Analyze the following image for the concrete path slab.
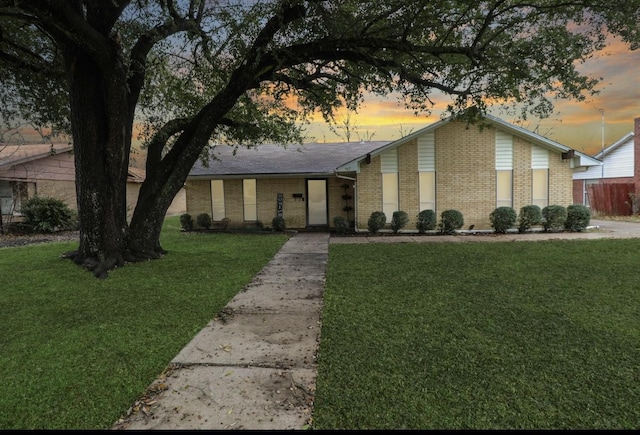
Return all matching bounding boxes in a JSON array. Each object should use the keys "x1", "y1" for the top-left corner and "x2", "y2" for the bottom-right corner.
[{"x1": 113, "y1": 232, "x2": 328, "y2": 430}]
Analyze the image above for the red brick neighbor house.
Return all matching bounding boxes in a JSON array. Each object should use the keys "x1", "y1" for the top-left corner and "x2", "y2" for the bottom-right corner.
[
  {"x1": 573, "y1": 117, "x2": 640, "y2": 216},
  {"x1": 0, "y1": 143, "x2": 186, "y2": 227},
  {"x1": 185, "y1": 114, "x2": 600, "y2": 231}
]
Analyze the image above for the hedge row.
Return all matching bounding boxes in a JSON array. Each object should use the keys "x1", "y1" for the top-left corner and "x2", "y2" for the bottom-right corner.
[
  {"x1": 182, "y1": 203, "x2": 591, "y2": 236},
  {"x1": 353, "y1": 204, "x2": 591, "y2": 235}
]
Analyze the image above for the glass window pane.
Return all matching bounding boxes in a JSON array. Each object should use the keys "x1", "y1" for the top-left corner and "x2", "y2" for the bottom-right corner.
[
  {"x1": 307, "y1": 180, "x2": 327, "y2": 225},
  {"x1": 532, "y1": 169, "x2": 548, "y2": 209},
  {"x1": 419, "y1": 172, "x2": 435, "y2": 212},
  {"x1": 382, "y1": 172, "x2": 398, "y2": 221},
  {"x1": 211, "y1": 180, "x2": 225, "y2": 221},
  {"x1": 243, "y1": 179, "x2": 257, "y2": 221},
  {"x1": 496, "y1": 170, "x2": 512, "y2": 208}
]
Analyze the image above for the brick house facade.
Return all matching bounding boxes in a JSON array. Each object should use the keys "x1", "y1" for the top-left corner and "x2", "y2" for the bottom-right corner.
[
  {"x1": 186, "y1": 115, "x2": 600, "y2": 231},
  {"x1": 0, "y1": 143, "x2": 186, "y2": 225}
]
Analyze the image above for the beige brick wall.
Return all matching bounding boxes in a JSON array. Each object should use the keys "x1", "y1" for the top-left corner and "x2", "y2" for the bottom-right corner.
[
  {"x1": 186, "y1": 176, "x2": 351, "y2": 229},
  {"x1": 434, "y1": 121, "x2": 495, "y2": 229},
  {"x1": 185, "y1": 180, "x2": 212, "y2": 220},
  {"x1": 398, "y1": 140, "x2": 419, "y2": 228},
  {"x1": 329, "y1": 177, "x2": 355, "y2": 225},
  {"x1": 257, "y1": 178, "x2": 306, "y2": 228},
  {"x1": 513, "y1": 136, "x2": 531, "y2": 212},
  {"x1": 549, "y1": 153, "x2": 574, "y2": 206},
  {"x1": 355, "y1": 155, "x2": 382, "y2": 228},
  {"x1": 354, "y1": 121, "x2": 575, "y2": 231}
]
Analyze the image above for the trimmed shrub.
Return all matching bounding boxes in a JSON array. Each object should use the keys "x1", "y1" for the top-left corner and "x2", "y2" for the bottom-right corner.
[
  {"x1": 416, "y1": 209, "x2": 437, "y2": 233},
  {"x1": 390, "y1": 211, "x2": 409, "y2": 234},
  {"x1": 333, "y1": 216, "x2": 350, "y2": 235},
  {"x1": 21, "y1": 196, "x2": 74, "y2": 233},
  {"x1": 180, "y1": 213, "x2": 193, "y2": 231},
  {"x1": 367, "y1": 211, "x2": 386, "y2": 234},
  {"x1": 490, "y1": 206, "x2": 517, "y2": 234},
  {"x1": 517, "y1": 205, "x2": 542, "y2": 233},
  {"x1": 438, "y1": 209, "x2": 464, "y2": 235},
  {"x1": 542, "y1": 205, "x2": 567, "y2": 232},
  {"x1": 220, "y1": 217, "x2": 231, "y2": 231},
  {"x1": 196, "y1": 213, "x2": 212, "y2": 229},
  {"x1": 272, "y1": 216, "x2": 286, "y2": 231},
  {"x1": 565, "y1": 204, "x2": 591, "y2": 232},
  {"x1": 254, "y1": 220, "x2": 264, "y2": 231}
]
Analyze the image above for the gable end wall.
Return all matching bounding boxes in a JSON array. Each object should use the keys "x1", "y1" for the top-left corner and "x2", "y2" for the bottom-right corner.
[{"x1": 355, "y1": 121, "x2": 574, "y2": 230}]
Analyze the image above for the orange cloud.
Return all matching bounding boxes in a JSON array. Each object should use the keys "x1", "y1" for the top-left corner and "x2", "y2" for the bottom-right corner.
[{"x1": 303, "y1": 36, "x2": 639, "y2": 155}]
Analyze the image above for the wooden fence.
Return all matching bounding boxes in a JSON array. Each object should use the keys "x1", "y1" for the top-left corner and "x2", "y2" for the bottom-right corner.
[{"x1": 586, "y1": 183, "x2": 634, "y2": 216}]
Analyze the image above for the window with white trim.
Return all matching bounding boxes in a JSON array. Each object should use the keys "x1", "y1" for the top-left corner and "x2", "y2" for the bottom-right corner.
[
  {"x1": 418, "y1": 133, "x2": 436, "y2": 212},
  {"x1": 531, "y1": 146, "x2": 549, "y2": 208},
  {"x1": 210, "y1": 179, "x2": 226, "y2": 221},
  {"x1": 243, "y1": 179, "x2": 257, "y2": 221},
  {"x1": 0, "y1": 181, "x2": 15, "y2": 215},
  {"x1": 496, "y1": 131, "x2": 513, "y2": 208}
]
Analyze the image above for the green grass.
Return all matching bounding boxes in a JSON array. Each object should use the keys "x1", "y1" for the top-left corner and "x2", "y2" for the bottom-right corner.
[
  {"x1": 314, "y1": 240, "x2": 640, "y2": 429},
  {"x1": 0, "y1": 216, "x2": 288, "y2": 429}
]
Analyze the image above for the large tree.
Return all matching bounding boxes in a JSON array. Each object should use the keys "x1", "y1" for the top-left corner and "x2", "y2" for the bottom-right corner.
[{"x1": 0, "y1": 0, "x2": 638, "y2": 277}]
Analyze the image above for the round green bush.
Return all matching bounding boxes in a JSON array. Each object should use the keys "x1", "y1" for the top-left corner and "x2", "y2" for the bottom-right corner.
[
  {"x1": 542, "y1": 205, "x2": 567, "y2": 232},
  {"x1": 333, "y1": 216, "x2": 350, "y2": 235},
  {"x1": 390, "y1": 211, "x2": 409, "y2": 234},
  {"x1": 180, "y1": 213, "x2": 193, "y2": 231},
  {"x1": 21, "y1": 196, "x2": 75, "y2": 233},
  {"x1": 272, "y1": 216, "x2": 286, "y2": 231},
  {"x1": 367, "y1": 211, "x2": 386, "y2": 234},
  {"x1": 196, "y1": 213, "x2": 212, "y2": 229},
  {"x1": 565, "y1": 204, "x2": 591, "y2": 232},
  {"x1": 517, "y1": 205, "x2": 542, "y2": 233},
  {"x1": 416, "y1": 209, "x2": 437, "y2": 233},
  {"x1": 438, "y1": 209, "x2": 464, "y2": 235},
  {"x1": 490, "y1": 206, "x2": 517, "y2": 234}
]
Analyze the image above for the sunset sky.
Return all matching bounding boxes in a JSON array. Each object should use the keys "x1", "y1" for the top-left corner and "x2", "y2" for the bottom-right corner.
[
  {"x1": 9, "y1": 35, "x2": 637, "y2": 159},
  {"x1": 301, "y1": 36, "x2": 639, "y2": 157}
]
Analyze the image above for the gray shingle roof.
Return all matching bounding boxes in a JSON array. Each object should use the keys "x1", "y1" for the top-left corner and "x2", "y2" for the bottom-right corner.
[
  {"x1": 189, "y1": 141, "x2": 390, "y2": 178},
  {"x1": 0, "y1": 143, "x2": 73, "y2": 170}
]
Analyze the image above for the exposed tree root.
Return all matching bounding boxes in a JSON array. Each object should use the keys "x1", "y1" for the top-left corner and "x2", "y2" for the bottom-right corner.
[{"x1": 61, "y1": 247, "x2": 167, "y2": 279}]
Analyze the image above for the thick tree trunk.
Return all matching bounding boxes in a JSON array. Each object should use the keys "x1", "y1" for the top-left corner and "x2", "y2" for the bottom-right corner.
[{"x1": 61, "y1": 47, "x2": 133, "y2": 278}]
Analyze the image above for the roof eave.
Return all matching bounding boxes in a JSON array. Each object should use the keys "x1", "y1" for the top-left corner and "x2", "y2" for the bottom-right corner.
[
  {"x1": 187, "y1": 171, "x2": 337, "y2": 180},
  {"x1": 0, "y1": 145, "x2": 74, "y2": 169}
]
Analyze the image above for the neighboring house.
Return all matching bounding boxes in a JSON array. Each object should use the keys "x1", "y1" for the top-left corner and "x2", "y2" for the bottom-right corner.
[
  {"x1": 0, "y1": 143, "x2": 75, "y2": 222},
  {"x1": 0, "y1": 143, "x2": 186, "y2": 225},
  {"x1": 573, "y1": 117, "x2": 640, "y2": 215},
  {"x1": 186, "y1": 114, "x2": 600, "y2": 231}
]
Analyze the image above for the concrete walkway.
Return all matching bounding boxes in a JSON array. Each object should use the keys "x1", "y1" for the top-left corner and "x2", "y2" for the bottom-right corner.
[
  {"x1": 112, "y1": 219, "x2": 640, "y2": 430},
  {"x1": 113, "y1": 232, "x2": 329, "y2": 430},
  {"x1": 329, "y1": 219, "x2": 640, "y2": 244}
]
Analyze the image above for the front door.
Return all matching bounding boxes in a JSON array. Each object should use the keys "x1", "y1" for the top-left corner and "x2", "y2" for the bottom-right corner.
[{"x1": 307, "y1": 179, "x2": 328, "y2": 226}]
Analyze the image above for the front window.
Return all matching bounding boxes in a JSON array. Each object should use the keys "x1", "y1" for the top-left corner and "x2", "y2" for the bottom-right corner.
[
  {"x1": 210, "y1": 180, "x2": 226, "y2": 221},
  {"x1": 243, "y1": 179, "x2": 257, "y2": 221},
  {"x1": 532, "y1": 169, "x2": 549, "y2": 209},
  {"x1": 419, "y1": 172, "x2": 435, "y2": 212},
  {"x1": 382, "y1": 172, "x2": 399, "y2": 221},
  {"x1": 496, "y1": 170, "x2": 513, "y2": 208}
]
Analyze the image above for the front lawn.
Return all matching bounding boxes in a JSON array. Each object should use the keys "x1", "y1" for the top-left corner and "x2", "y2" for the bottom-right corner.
[
  {"x1": 314, "y1": 240, "x2": 640, "y2": 429},
  {"x1": 0, "y1": 216, "x2": 288, "y2": 429}
]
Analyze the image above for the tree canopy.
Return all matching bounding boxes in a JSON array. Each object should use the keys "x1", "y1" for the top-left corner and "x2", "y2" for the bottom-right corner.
[{"x1": 1, "y1": 0, "x2": 638, "y2": 277}]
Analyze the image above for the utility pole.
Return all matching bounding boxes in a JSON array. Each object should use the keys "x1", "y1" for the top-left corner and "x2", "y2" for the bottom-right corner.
[{"x1": 599, "y1": 108, "x2": 604, "y2": 179}]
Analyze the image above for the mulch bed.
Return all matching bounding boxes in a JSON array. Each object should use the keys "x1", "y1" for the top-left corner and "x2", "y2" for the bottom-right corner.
[{"x1": 0, "y1": 231, "x2": 79, "y2": 248}]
